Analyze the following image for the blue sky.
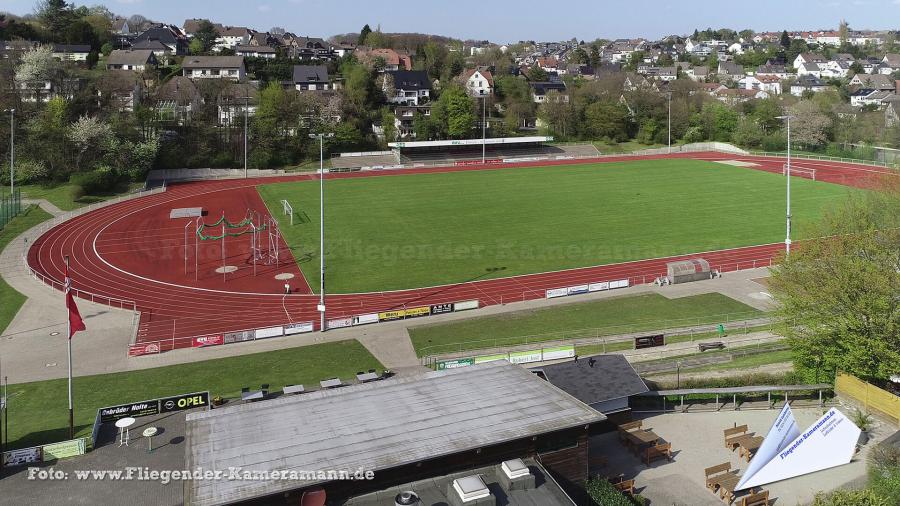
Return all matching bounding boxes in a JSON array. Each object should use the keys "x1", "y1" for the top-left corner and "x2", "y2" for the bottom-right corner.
[{"x1": 3, "y1": 0, "x2": 899, "y2": 42}]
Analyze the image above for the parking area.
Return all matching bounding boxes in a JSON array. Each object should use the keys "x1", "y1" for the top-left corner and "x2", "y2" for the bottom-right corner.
[{"x1": 590, "y1": 405, "x2": 889, "y2": 505}]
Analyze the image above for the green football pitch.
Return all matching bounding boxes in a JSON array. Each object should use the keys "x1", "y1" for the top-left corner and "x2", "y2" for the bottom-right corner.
[{"x1": 257, "y1": 159, "x2": 853, "y2": 293}]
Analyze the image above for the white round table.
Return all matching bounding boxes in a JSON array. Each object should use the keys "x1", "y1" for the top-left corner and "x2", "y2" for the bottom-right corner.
[
  {"x1": 115, "y1": 417, "x2": 136, "y2": 447},
  {"x1": 142, "y1": 427, "x2": 158, "y2": 453}
]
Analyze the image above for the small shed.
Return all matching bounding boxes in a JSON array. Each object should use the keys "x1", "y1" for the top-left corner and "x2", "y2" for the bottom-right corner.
[
  {"x1": 667, "y1": 258, "x2": 712, "y2": 284},
  {"x1": 534, "y1": 354, "x2": 649, "y2": 415}
]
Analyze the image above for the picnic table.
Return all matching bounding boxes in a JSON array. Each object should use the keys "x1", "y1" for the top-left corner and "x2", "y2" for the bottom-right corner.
[
  {"x1": 356, "y1": 372, "x2": 380, "y2": 382},
  {"x1": 626, "y1": 429, "x2": 660, "y2": 454},
  {"x1": 715, "y1": 473, "x2": 741, "y2": 504},
  {"x1": 727, "y1": 433, "x2": 758, "y2": 452},
  {"x1": 739, "y1": 436, "x2": 764, "y2": 462}
]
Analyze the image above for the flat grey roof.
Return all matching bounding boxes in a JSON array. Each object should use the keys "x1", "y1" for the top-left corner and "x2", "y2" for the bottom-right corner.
[
  {"x1": 535, "y1": 354, "x2": 649, "y2": 407},
  {"x1": 185, "y1": 361, "x2": 604, "y2": 506},
  {"x1": 344, "y1": 458, "x2": 575, "y2": 506}
]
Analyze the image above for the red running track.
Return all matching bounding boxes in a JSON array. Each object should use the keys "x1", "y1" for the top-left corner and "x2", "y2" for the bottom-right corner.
[{"x1": 26, "y1": 152, "x2": 897, "y2": 352}]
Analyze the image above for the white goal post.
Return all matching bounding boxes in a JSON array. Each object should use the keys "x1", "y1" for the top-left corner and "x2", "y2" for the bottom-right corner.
[
  {"x1": 783, "y1": 164, "x2": 816, "y2": 181},
  {"x1": 281, "y1": 199, "x2": 294, "y2": 226}
]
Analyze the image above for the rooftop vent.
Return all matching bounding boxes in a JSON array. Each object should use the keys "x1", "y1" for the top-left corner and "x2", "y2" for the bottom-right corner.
[
  {"x1": 501, "y1": 459, "x2": 530, "y2": 480},
  {"x1": 395, "y1": 490, "x2": 420, "y2": 506},
  {"x1": 452, "y1": 475, "x2": 491, "y2": 502}
]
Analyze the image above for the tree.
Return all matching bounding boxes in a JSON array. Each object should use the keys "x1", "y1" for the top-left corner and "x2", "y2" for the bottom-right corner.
[
  {"x1": 15, "y1": 46, "x2": 60, "y2": 85},
  {"x1": 780, "y1": 30, "x2": 791, "y2": 48},
  {"x1": 838, "y1": 20, "x2": 849, "y2": 47},
  {"x1": 35, "y1": 0, "x2": 73, "y2": 35},
  {"x1": 788, "y1": 100, "x2": 832, "y2": 147},
  {"x1": 193, "y1": 20, "x2": 220, "y2": 53},
  {"x1": 583, "y1": 101, "x2": 630, "y2": 141},
  {"x1": 526, "y1": 66, "x2": 548, "y2": 82},
  {"x1": 100, "y1": 42, "x2": 113, "y2": 57},
  {"x1": 380, "y1": 107, "x2": 396, "y2": 143},
  {"x1": 433, "y1": 85, "x2": 474, "y2": 139},
  {"x1": 67, "y1": 115, "x2": 112, "y2": 171},
  {"x1": 358, "y1": 24, "x2": 372, "y2": 46},
  {"x1": 768, "y1": 181, "x2": 899, "y2": 384}
]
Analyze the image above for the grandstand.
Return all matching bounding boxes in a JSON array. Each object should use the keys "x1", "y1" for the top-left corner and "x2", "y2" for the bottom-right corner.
[{"x1": 332, "y1": 137, "x2": 600, "y2": 170}]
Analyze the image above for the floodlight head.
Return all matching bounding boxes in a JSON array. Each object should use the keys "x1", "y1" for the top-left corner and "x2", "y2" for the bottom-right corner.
[{"x1": 775, "y1": 115, "x2": 795, "y2": 120}]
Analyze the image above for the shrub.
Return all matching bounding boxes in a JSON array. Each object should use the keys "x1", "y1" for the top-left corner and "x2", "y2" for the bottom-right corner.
[
  {"x1": 69, "y1": 166, "x2": 119, "y2": 196},
  {"x1": 868, "y1": 443, "x2": 900, "y2": 502},
  {"x1": 585, "y1": 478, "x2": 645, "y2": 506},
  {"x1": 811, "y1": 488, "x2": 889, "y2": 506},
  {"x1": 681, "y1": 126, "x2": 705, "y2": 144}
]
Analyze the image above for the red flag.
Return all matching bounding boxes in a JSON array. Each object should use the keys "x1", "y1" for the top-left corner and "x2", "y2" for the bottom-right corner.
[
  {"x1": 66, "y1": 291, "x2": 86, "y2": 339},
  {"x1": 64, "y1": 263, "x2": 86, "y2": 339}
]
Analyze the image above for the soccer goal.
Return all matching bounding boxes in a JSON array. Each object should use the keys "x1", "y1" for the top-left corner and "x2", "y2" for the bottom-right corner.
[
  {"x1": 281, "y1": 199, "x2": 294, "y2": 226},
  {"x1": 783, "y1": 164, "x2": 816, "y2": 181}
]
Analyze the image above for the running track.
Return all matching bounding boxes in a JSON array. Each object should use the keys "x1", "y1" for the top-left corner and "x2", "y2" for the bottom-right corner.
[{"x1": 25, "y1": 152, "x2": 897, "y2": 353}]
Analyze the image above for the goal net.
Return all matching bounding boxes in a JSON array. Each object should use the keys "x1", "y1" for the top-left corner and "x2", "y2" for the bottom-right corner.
[
  {"x1": 783, "y1": 164, "x2": 816, "y2": 181},
  {"x1": 281, "y1": 199, "x2": 294, "y2": 226}
]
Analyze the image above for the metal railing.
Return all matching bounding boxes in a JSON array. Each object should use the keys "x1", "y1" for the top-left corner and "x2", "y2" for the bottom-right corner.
[
  {"x1": 420, "y1": 313, "x2": 777, "y2": 363},
  {"x1": 22, "y1": 185, "x2": 167, "y2": 312},
  {"x1": 748, "y1": 151, "x2": 900, "y2": 170}
]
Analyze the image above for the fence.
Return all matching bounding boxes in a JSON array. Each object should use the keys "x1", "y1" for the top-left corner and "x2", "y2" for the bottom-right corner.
[
  {"x1": 420, "y1": 313, "x2": 777, "y2": 365},
  {"x1": 835, "y1": 372, "x2": 900, "y2": 426},
  {"x1": 748, "y1": 151, "x2": 900, "y2": 170},
  {"x1": 0, "y1": 189, "x2": 22, "y2": 229},
  {"x1": 23, "y1": 185, "x2": 167, "y2": 315}
]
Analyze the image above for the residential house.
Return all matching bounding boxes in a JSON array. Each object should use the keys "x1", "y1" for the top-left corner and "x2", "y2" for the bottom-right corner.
[
  {"x1": 17, "y1": 77, "x2": 82, "y2": 103},
  {"x1": 288, "y1": 36, "x2": 335, "y2": 60},
  {"x1": 850, "y1": 89, "x2": 897, "y2": 108},
  {"x1": 849, "y1": 73, "x2": 896, "y2": 91},
  {"x1": 214, "y1": 26, "x2": 252, "y2": 52},
  {"x1": 132, "y1": 24, "x2": 188, "y2": 57},
  {"x1": 461, "y1": 67, "x2": 494, "y2": 97},
  {"x1": 717, "y1": 61, "x2": 745, "y2": 81},
  {"x1": 51, "y1": 44, "x2": 90, "y2": 62},
  {"x1": 384, "y1": 70, "x2": 431, "y2": 106},
  {"x1": 790, "y1": 75, "x2": 828, "y2": 96},
  {"x1": 155, "y1": 76, "x2": 201, "y2": 124},
  {"x1": 819, "y1": 60, "x2": 851, "y2": 79},
  {"x1": 537, "y1": 56, "x2": 560, "y2": 73},
  {"x1": 111, "y1": 17, "x2": 132, "y2": 35},
  {"x1": 713, "y1": 87, "x2": 769, "y2": 105},
  {"x1": 218, "y1": 82, "x2": 259, "y2": 125},
  {"x1": 182, "y1": 56, "x2": 245, "y2": 80},
  {"x1": 332, "y1": 42, "x2": 356, "y2": 58},
  {"x1": 392, "y1": 104, "x2": 431, "y2": 138},
  {"x1": 880, "y1": 54, "x2": 900, "y2": 74},
  {"x1": 355, "y1": 47, "x2": 411, "y2": 71},
  {"x1": 182, "y1": 18, "x2": 221, "y2": 38},
  {"x1": 686, "y1": 66, "x2": 709, "y2": 82},
  {"x1": 0, "y1": 40, "x2": 38, "y2": 60},
  {"x1": 742, "y1": 74, "x2": 782, "y2": 94},
  {"x1": 796, "y1": 62, "x2": 822, "y2": 78},
  {"x1": 248, "y1": 32, "x2": 279, "y2": 47},
  {"x1": 756, "y1": 64, "x2": 791, "y2": 80},
  {"x1": 623, "y1": 72, "x2": 652, "y2": 91},
  {"x1": 106, "y1": 49, "x2": 158, "y2": 72},
  {"x1": 793, "y1": 52, "x2": 826, "y2": 69},
  {"x1": 96, "y1": 70, "x2": 143, "y2": 112},
  {"x1": 657, "y1": 66, "x2": 677, "y2": 81},
  {"x1": 530, "y1": 81, "x2": 568, "y2": 103},
  {"x1": 235, "y1": 45, "x2": 277, "y2": 59},
  {"x1": 291, "y1": 65, "x2": 331, "y2": 92}
]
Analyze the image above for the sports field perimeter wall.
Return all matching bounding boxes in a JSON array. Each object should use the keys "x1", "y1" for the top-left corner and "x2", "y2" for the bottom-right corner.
[{"x1": 835, "y1": 372, "x2": 900, "y2": 427}]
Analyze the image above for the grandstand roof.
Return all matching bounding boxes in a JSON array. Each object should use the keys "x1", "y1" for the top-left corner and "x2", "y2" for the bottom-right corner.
[{"x1": 389, "y1": 136, "x2": 553, "y2": 149}]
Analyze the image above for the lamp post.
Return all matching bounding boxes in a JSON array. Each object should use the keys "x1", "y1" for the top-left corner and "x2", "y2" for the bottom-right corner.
[
  {"x1": 3, "y1": 109, "x2": 13, "y2": 197},
  {"x1": 481, "y1": 95, "x2": 487, "y2": 164},
  {"x1": 309, "y1": 132, "x2": 334, "y2": 332},
  {"x1": 666, "y1": 92, "x2": 672, "y2": 154},
  {"x1": 244, "y1": 96, "x2": 248, "y2": 178},
  {"x1": 776, "y1": 115, "x2": 795, "y2": 256}
]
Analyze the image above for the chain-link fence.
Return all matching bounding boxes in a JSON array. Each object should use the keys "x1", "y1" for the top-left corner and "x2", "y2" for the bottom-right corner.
[{"x1": 0, "y1": 189, "x2": 21, "y2": 229}]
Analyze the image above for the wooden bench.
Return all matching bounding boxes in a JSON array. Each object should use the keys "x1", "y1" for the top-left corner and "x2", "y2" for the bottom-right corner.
[
  {"x1": 699, "y1": 341, "x2": 726, "y2": 352},
  {"x1": 724, "y1": 425, "x2": 752, "y2": 449},
  {"x1": 738, "y1": 490, "x2": 769, "y2": 506},
  {"x1": 705, "y1": 462, "x2": 737, "y2": 492},
  {"x1": 613, "y1": 479, "x2": 635, "y2": 495},
  {"x1": 644, "y1": 442, "x2": 672, "y2": 466},
  {"x1": 617, "y1": 420, "x2": 642, "y2": 443}
]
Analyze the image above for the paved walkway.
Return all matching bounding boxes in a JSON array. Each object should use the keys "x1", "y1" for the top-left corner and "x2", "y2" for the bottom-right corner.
[
  {"x1": 22, "y1": 198, "x2": 65, "y2": 217},
  {"x1": 0, "y1": 198, "x2": 777, "y2": 385}
]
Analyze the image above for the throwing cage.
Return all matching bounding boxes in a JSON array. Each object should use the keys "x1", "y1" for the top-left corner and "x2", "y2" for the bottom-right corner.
[
  {"x1": 783, "y1": 164, "x2": 816, "y2": 181},
  {"x1": 184, "y1": 209, "x2": 282, "y2": 281}
]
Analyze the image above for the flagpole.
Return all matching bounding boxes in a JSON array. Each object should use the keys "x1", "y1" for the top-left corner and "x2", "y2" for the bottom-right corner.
[{"x1": 65, "y1": 255, "x2": 73, "y2": 439}]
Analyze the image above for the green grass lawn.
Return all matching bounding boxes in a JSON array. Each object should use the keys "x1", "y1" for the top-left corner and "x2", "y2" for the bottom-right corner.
[
  {"x1": 258, "y1": 159, "x2": 852, "y2": 294},
  {"x1": 18, "y1": 181, "x2": 144, "y2": 211},
  {"x1": 0, "y1": 205, "x2": 53, "y2": 335},
  {"x1": 408, "y1": 292, "x2": 762, "y2": 356},
  {"x1": 3, "y1": 340, "x2": 383, "y2": 450},
  {"x1": 574, "y1": 323, "x2": 776, "y2": 356}
]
